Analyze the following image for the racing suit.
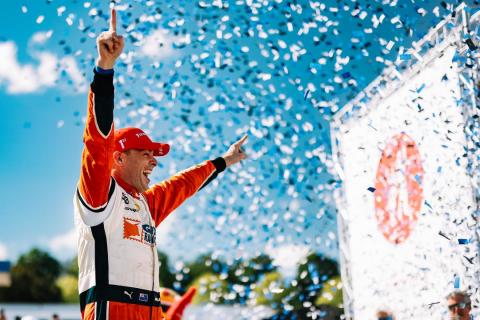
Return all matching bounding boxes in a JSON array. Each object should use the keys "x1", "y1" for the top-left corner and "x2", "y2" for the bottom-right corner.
[{"x1": 74, "y1": 69, "x2": 226, "y2": 320}]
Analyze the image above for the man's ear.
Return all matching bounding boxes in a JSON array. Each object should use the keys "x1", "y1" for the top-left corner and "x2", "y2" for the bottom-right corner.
[{"x1": 113, "y1": 151, "x2": 124, "y2": 166}]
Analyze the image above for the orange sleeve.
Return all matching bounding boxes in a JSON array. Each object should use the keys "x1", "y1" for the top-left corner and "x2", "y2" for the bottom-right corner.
[
  {"x1": 77, "y1": 71, "x2": 115, "y2": 210},
  {"x1": 144, "y1": 161, "x2": 219, "y2": 226}
]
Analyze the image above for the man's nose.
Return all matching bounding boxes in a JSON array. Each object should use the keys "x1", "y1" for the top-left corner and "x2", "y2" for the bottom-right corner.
[{"x1": 150, "y1": 156, "x2": 157, "y2": 166}]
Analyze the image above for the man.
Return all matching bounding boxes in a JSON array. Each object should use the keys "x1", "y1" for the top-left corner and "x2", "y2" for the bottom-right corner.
[
  {"x1": 447, "y1": 291, "x2": 472, "y2": 320},
  {"x1": 376, "y1": 310, "x2": 394, "y2": 320},
  {"x1": 74, "y1": 8, "x2": 248, "y2": 320}
]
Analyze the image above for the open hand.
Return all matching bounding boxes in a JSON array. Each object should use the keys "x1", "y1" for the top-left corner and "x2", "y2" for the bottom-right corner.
[{"x1": 96, "y1": 8, "x2": 124, "y2": 69}]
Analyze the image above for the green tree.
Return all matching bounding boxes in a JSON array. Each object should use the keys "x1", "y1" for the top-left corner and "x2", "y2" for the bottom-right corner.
[
  {"x1": 253, "y1": 271, "x2": 292, "y2": 307},
  {"x1": 64, "y1": 256, "x2": 79, "y2": 277},
  {"x1": 315, "y1": 276, "x2": 343, "y2": 308},
  {"x1": 191, "y1": 273, "x2": 229, "y2": 305},
  {"x1": 4, "y1": 248, "x2": 62, "y2": 302},
  {"x1": 158, "y1": 250, "x2": 175, "y2": 289},
  {"x1": 176, "y1": 254, "x2": 226, "y2": 292},
  {"x1": 57, "y1": 274, "x2": 79, "y2": 303},
  {"x1": 225, "y1": 254, "x2": 276, "y2": 304},
  {"x1": 294, "y1": 253, "x2": 339, "y2": 304},
  {"x1": 276, "y1": 253, "x2": 339, "y2": 318},
  {"x1": 227, "y1": 254, "x2": 275, "y2": 285}
]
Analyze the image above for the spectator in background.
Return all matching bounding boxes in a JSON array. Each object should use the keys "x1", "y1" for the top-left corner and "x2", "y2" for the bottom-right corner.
[
  {"x1": 0, "y1": 308, "x2": 6, "y2": 320},
  {"x1": 376, "y1": 310, "x2": 394, "y2": 320},
  {"x1": 447, "y1": 291, "x2": 471, "y2": 320}
]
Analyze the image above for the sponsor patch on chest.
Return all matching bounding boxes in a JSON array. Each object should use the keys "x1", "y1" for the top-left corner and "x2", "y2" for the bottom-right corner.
[
  {"x1": 123, "y1": 217, "x2": 156, "y2": 246},
  {"x1": 122, "y1": 193, "x2": 141, "y2": 212}
]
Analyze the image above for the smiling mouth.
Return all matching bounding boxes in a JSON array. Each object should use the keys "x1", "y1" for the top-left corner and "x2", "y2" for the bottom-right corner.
[{"x1": 143, "y1": 169, "x2": 152, "y2": 182}]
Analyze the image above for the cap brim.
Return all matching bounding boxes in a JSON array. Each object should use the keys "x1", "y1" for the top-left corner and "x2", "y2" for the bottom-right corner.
[{"x1": 152, "y1": 143, "x2": 170, "y2": 156}]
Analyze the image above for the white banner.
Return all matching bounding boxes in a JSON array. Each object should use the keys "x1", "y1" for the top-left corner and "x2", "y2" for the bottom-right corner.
[{"x1": 335, "y1": 46, "x2": 480, "y2": 319}]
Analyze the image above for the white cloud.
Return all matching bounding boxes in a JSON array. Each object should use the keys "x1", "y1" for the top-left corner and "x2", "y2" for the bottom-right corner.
[
  {"x1": 30, "y1": 30, "x2": 53, "y2": 45},
  {"x1": 59, "y1": 56, "x2": 87, "y2": 90},
  {"x1": 49, "y1": 228, "x2": 77, "y2": 259},
  {"x1": 139, "y1": 29, "x2": 189, "y2": 59},
  {"x1": 0, "y1": 242, "x2": 8, "y2": 260},
  {"x1": 139, "y1": 29, "x2": 175, "y2": 59},
  {"x1": 0, "y1": 35, "x2": 86, "y2": 94},
  {"x1": 266, "y1": 244, "x2": 310, "y2": 278}
]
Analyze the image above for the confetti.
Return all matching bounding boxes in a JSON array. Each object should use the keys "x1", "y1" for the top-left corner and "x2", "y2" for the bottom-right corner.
[
  {"x1": 465, "y1": 38, "x2": 477, "y2": 51},
  {"x1": 19, "y1": 2, "x2": 479, "y2": 318},
  {"x1": 454, "y1": 276, "x2": 460, "y2": 289},
  {"x1": 438, "y1": 231, "x2": 451, "y2": 240},
  {"x1": 304, "y1": 89, "x2": 310, "y2": 100},
  {"x1": 463, "y1": 256, "x2": 474, "y2": 265}
]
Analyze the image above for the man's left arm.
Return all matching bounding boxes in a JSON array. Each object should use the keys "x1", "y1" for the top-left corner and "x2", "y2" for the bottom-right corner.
[{"x1": 143, "y1": 135, "x2": 248, "y2": 226}]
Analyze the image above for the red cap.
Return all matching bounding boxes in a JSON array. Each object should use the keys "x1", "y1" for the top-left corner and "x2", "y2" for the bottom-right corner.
[{"x1": 114, "y1": 127, "x2": 170, "y2": 156}]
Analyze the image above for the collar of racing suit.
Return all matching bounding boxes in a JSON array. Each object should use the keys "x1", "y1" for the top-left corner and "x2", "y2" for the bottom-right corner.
[{"x1": 112, "y1": 171, "x2": 141, "y2": 199}]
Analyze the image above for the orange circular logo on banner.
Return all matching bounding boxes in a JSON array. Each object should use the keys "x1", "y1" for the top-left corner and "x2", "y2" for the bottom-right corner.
[{"x1": 374, "y1": 133, "x2": 424, "y2": 244}]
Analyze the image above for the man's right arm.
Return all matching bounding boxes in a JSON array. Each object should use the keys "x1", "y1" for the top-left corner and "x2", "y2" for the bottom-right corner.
[
  {"x1": 77, "y1": 8, "x2": 124, "y2": 214},
  {"x1": 77, "y1": 69, "x2": 115, "y2": 211}
]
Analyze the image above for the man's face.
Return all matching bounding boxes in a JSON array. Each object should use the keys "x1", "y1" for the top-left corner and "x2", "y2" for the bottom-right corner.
[
  {"x1": 119, "y1": 149, "x2": 157, "y2": 193},
  {"x1": 448, "y1": 297, "x2": 471, "y2": 320}
]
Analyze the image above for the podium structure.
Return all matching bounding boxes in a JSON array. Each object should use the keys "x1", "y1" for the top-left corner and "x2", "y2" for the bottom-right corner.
[{"x1": 331, "y1": 4, "x2": 480, "y2": 319}]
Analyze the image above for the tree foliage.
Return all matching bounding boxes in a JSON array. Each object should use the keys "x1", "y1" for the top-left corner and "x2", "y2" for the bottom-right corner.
[
  {"x1": 0, "y1": 246, "x2": 342, "y2": 320},
  {"x1": 253, "y1": 271, "x2": 292, "y2": 308},
  {"x1": 57, "y1": 274, "x2": 79, "y2": 303},
  {"x1": 1, "y1": 248, "x2": 62, "y2": 302},
  {"x1": 191, "y1": 273, "x2": 229, "y2": 305},
  {"x1": 158, "y1": 250, "x2": 175, "y2": 289}
]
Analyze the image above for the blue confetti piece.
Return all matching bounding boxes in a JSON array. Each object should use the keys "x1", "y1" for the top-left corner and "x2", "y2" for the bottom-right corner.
[
  {"x1": 466, "y1": 38, "x2": 477, "y2": 51},
  {"x1": 304, "y1": 89, "x2": 310, "y2": 100},
  {"x1": 458, "y1": 239, "x2": 470, "y2": 244},
  {"x1": 424, "y1": 200, "x2": 433, "y2": 209},
  {"x1": 454, "y1": 276, "x2": 460, "y2": 289},
  {"x1": 367, "y1": 187, "x2": 376, "y2": 193},
  {"x1": 400, "y1": 54, "x2": 411, "y2": 60},
  {"x1": 342, "y1": 72, "x2": 351, "y2": 79},
  {"x1": 414, "y1": 174, "x2": 422, "y2": 184},
  {"x1": 416, "y1": 83, "x2": 425, "y2": 93},
  {"x1": 452, "y1": 51, "x2": 460, "y2": 62}
]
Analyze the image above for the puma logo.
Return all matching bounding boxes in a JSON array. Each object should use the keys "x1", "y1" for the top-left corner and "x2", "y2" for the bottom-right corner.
[{"x1": 124, "y1": 291, "x2": 133, "y2": 299}]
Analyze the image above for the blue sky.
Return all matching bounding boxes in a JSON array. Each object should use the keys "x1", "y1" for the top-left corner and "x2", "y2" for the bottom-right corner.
[{"x1": 0, "y1": 0, "x2": 472, "y2": 273}]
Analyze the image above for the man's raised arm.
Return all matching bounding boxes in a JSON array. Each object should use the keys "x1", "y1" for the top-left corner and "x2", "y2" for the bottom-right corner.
[
  {"x1": 77, "y1": 9, "x2": 124, "y2": 212},
  {"x1": 144, "y1": 135, "x2": 248, "y2": 226}
]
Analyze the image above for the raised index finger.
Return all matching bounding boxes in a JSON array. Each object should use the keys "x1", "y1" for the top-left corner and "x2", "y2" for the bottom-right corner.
[
  {"x1": 109, "y1": 8, "x2": 117, "y2": 32},
  {"x1": 235, "y1": 134, "x2": 248, "y2": 146}
]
